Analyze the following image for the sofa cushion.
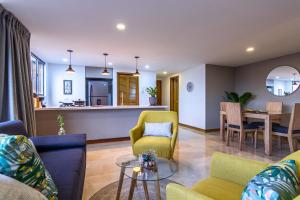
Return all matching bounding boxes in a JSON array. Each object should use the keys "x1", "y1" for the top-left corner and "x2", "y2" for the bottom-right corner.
[
  {"x1": 133, "y1": 136, "x2": 171, "y2": 159},
  {"x1": 0, "y1": 174, "x2": 47, "y2": 200},
  {"x1": 192, "y1": 177, "x2": 244, "y2": 200},
  {"x1": 143, "y1": 122, "x2": 172, "y2": 137},
  {"x1": 39, "y1": 148, "x2": 86, "y2": 200},
  {"x1": 0, "y1": 120, "x2": 28, "y2": 136},
  {"x1": 30, "y1": 134, "x2": 86, "y2": 152},
  {"x1": 0, "y1": 135, "x2": 58, "y2": 199},
  {"x1": 242, "y1": 160, "x2": 299, "y2": 200}
]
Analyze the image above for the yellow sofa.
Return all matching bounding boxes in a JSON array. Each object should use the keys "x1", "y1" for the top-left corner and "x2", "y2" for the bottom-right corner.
[
  {"x1": 167, "y1": 151, "x2": 300, "y2": 200},
  {"x1": 129, "y1": 111, "x2": 178, "y2": 159}
]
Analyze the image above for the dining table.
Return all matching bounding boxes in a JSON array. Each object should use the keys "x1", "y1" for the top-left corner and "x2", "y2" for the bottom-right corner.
[{"x1": 220, "y1": 110, "x2": 289, "y2": 156}]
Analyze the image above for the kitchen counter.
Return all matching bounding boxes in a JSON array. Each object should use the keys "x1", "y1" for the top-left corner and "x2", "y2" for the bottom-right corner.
[
  {"x1": 35, "y1": 105, "x2": 169, "y2": 141},
  {"x1": 35, "y1": 105, "x2": 168, "y2": 111}
]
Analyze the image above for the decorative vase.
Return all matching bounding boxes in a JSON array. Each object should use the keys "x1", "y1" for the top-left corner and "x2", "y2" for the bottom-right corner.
[
  {"x1": 58, "y1": 127, "x2": 66, "y2": 135},
  {"x1": 149, "y1": 97, "x2": 157, "y2": 106}
]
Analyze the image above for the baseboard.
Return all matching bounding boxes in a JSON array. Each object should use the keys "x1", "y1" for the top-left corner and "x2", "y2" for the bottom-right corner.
[
  {"x1": 87, "y1": 137, "x2": 130, "y2": 144},
  {"x1": 179, "y1": 123, "x2": 219, "y2": 133}
]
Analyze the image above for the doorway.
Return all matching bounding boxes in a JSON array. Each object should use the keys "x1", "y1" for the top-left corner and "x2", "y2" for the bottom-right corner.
[
  {"x1": 156, "y1": 80, "x2": 162, "y2": 105},
  {"x1": 170, "y1": 76, "x2": 179, "y2": 113}
]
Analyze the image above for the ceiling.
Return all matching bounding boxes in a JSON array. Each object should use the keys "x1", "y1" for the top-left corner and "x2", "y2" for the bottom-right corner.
[{"x1": 1, "y1": 0, "x2": 300, "y2": 74}]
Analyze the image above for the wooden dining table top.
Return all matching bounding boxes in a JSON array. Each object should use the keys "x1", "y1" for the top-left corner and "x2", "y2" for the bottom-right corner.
[{"x1": 220, "y1": 110, "x2": 289, "y2": 119}]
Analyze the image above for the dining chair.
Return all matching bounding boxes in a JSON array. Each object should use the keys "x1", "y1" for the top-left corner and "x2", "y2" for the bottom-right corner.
[
  {"x1": 252, "y1": 101, "x2": 283, "y2": 127},
  {"x1": 272, "y1": 103, "x2": 300, "y2": 153},
  {"x1": 250, "y1": 101, "x2": 283, "y2": 148},
  {"x1": 225, "y1": 102, "x2": 259, "y2": 150}
]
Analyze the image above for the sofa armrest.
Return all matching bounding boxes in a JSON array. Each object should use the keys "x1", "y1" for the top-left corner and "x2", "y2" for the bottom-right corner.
[
  {"x1": 210, "y1": 152, "x2": 269, "y2": 186},
  {"x1": 166, "y1": 183, "x2": 213, "y2": 200},
  {"x1": 129, "y1": 125, "x2": 143, "y2": 146},
  {"x1": 30, "y1": 134, "x2": 86, "y2": 152}
]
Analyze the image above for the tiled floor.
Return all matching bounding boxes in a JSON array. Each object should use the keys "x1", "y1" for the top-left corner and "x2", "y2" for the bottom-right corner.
[{"x1": 83, "y1": 127, "x2": 291, "y2": 200}]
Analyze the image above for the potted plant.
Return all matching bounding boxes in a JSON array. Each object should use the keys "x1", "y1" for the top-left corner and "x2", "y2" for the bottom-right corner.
[
  {"x1": 57, "y1": 114, "x2": 66, "y2": 135},
  {"x1": 224, "y1": 91, "x2": 253, "y2": 107},
  {"x1": 146, "y1": 86, "x2": 158, "y2": 106}
]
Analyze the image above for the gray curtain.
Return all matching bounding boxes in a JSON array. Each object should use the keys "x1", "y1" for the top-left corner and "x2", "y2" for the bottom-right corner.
[{"x1": 0, "y1": 4, "x2": 36, "y2": 136}]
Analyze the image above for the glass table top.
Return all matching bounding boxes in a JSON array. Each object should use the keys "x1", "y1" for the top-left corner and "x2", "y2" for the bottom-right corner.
[{"x1": 115, "y1": 154, "x2": 178, "y2": 181}]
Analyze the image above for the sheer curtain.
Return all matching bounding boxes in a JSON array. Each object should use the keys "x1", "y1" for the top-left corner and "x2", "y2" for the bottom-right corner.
[{"x1": 0, "y1": 4, "x2": 36, "y2": 136}]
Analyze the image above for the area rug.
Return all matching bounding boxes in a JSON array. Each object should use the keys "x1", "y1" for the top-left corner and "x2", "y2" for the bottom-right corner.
[{"x1": 89, "y1": 178, "x2": 177, "y2": 200}]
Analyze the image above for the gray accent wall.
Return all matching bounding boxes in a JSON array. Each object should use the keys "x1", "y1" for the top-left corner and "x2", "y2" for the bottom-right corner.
[
  {"x1": 205, "y1": 64, "x2": 235, "y2": 129},
  {"x1": 235, "y1": 52, "x2": 300, "y2": 112}
]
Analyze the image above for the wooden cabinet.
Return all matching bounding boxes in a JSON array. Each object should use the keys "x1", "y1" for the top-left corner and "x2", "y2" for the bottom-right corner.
[{"x1": 117, "y1": 73, "x2": 139, "y2": 105}]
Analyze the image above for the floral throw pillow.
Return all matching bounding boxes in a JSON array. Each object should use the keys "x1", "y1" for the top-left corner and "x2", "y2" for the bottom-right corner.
[
  {"x1": 241, "y1": 160, "x2": 299, "y2": 200},
  {"x1": 0, "y1": 135, "x2": 58, "y2": 200}
]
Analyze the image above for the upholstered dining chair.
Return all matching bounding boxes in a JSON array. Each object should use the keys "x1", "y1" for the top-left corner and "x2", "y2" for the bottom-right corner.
[
  {"x1": 250, "y1": 101, "x2": 283, "y2": 148},
  {"x1": 252, "y1": 101, "x2": 283, "y2": 127},
  {"x1": 129, "y1": 111, "x2": 178, "y2": 159},
  {"x1": 226, "y1": 102, "x2": 259, "y2": 150},
  {"x1": 272, "y1": 103, "x2": 300, "y2": 153}
]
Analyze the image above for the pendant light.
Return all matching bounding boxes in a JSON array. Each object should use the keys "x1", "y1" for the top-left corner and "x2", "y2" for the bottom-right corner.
[
  {"x1": 66, "y1": 49, "x2": 75, "y2": 74},
  {"x1": 102, "y1": 53, "x2": 110, "y2": 76},
  {"x1": 133, "y1": 56, "x2": 140, "y2": 77}
]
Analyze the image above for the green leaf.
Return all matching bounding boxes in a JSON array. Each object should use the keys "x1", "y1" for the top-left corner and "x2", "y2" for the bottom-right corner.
[{"x1": 239, "y1": 92, "x2": 252, "y2": 106}]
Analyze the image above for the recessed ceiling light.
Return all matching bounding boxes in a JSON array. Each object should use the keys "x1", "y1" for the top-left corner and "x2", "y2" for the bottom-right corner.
[
  {"x1": 62, "y1": 58, "x2": 68, "y2": 62},
  {"x1": 163, "y1": 71, "x2": 168, "y2": 75},
  {"x1": 116, "y1": 23, "x2": 126, "y2": 31},
  {"x1": 145, "y1": 65, "x2": 150, "y2": 69},
  {"x1": 108, "y1": 62, "x2": 113, "y2": 66},
  {"x1": 276, "y1": 76, "x2": 280, "y2": 79},
  {"x1": 246, "y1": 47, "x2": 255, "y2": 53}
]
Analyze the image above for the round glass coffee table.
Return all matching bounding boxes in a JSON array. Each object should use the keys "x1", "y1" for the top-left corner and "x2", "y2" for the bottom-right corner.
[{"x1": 115, "y1": 154, "x2": 178, "y2": 200}]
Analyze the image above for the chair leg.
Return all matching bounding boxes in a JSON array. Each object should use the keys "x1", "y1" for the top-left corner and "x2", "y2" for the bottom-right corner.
[
  {"x1": 226, "y1": 128, "x2": 230, "y2": 146},
  {"x1": 278, "y1": 136, "x2": 282, "y2": 150},
  {"x1": 288, "y1": 136, "x2": 295, "y2": 153},
  {"x1": 254, "y1": 130, "x2": 258, "y2": 149},
  {"x1": 239, "y1": 130, "x2": 244, "y2": 151}
]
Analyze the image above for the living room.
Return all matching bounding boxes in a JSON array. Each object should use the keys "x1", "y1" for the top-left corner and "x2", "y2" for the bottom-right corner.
[{"x1": 1, "y1": 1, "x2": 300, "y2": 200}]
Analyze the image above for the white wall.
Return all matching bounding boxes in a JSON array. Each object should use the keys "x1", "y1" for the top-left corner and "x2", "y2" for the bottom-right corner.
[
  {"x1": 112, "y1": 68, "x2": 157, "y2": 106},
  {"x1": 46, "y1": 64, "x2": 157, "y2": 107},
  {"x1": 46, "y1": 63, "x2": 86, "y2": 106},
  {"x1": 179, "y1": 65, "x2": 206, "y2": 129},
  {"x1": 160, "y1": 65, "x2": 206, "y2": 129}
]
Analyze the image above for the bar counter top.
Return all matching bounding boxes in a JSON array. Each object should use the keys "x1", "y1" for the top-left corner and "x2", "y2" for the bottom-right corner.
[{"x1": 35, "y1": 105, "x2": 168, "y2": 111}]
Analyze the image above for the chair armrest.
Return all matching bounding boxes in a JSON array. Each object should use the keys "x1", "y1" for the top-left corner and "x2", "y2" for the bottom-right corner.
[
  {"x1": 166, "y1": 183, "x2": 213, "y2": 200},
  {"x1": 171, "y1": 128, "x2": 178, "y2": 154},
  {"x1": 30, "y1": 134, "x2": 86, "y2": 152},
  {"x1": 129, "y1": 125, "x2": 143, "y2": 146},
  {"x1": 210, "y1": 152, "x2": 269, "y2": 186}
]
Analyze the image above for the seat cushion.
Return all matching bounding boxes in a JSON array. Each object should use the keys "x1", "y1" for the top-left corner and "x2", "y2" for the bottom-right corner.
[
  {"x1": 39, "y1": 148, "x2": 86, "y2": 200},
  {"x1": 228, "y1": 122, "x2": 259, "y2": 130},
  {"x1": 251, "y1": 121, "x2": 280, "y2": 127},
  {"x1": 133, "y1": 136, "x2": 171, "y2": 159},
  {"x1": 272, "y1": 125, "x2": 300, "y2": 134},
  {"x1": 192, "y1": 177, "x2": 244, "y2": 200}
]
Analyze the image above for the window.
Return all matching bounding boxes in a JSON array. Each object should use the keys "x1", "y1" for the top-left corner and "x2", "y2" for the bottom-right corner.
[{"x1": 31, "y1": 53, "x2": 45, "y2": 96}]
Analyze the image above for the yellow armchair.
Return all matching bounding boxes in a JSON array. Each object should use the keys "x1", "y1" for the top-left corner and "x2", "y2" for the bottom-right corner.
[
  {"x1": 167, "y1": 151, "x2": 300, "y2": 200},
  {"x1": 129, "y1": 111, "x2": 178, "y2": 159}
]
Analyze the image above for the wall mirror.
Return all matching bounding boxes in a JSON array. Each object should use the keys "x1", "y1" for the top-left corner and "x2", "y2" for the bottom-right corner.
[{"x1": 266, "y1": 66, "x2": 300, "y2": 96}]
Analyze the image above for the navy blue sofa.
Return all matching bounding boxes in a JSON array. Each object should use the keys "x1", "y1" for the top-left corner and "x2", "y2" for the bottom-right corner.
[{"x1": 0, "y1": 120, "x2": 86, "y2": 200}]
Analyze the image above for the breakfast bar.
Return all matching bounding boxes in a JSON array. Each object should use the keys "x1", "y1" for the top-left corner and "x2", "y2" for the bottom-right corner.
[{"x1": 35, "y1": 105, "x2": 168, "y2": 141}]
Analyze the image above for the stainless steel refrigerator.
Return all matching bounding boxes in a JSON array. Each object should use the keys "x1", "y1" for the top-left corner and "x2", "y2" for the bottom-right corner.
[{"x1": 86, "y1": 79, "x2": 112, "y2": 106}]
